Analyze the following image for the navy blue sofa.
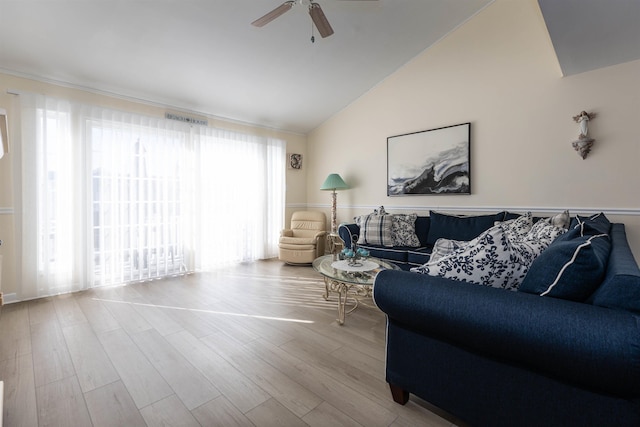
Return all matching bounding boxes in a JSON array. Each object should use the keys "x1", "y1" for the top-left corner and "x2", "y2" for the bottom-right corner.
[{"x1": 372, "y1": 222, "x2": 640, "y2": 426}]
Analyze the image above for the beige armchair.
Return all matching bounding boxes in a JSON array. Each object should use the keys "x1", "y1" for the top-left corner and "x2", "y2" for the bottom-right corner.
[{"x1": 279, "y1": 211, "x2": 327, "y2": 264}]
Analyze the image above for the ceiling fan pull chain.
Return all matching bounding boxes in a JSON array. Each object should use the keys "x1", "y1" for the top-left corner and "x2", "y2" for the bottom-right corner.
[{"x1": 311, "y1": 18, "x2": 315, "y2": 43}]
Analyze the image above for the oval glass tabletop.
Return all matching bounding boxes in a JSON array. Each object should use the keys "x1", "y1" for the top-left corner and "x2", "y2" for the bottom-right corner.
[{"x1": 312, "y1": 255, "x2": 400, "y2": 285}]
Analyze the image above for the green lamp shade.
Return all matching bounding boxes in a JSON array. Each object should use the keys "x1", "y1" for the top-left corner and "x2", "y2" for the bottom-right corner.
[{"x1": 320, "y1": 173, "x2": 348, "y2": 191}]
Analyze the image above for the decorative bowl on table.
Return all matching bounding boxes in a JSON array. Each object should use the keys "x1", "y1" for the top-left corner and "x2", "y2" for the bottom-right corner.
[{"x1": 341, "y1": 245, "x2": 370, "y2": 267}]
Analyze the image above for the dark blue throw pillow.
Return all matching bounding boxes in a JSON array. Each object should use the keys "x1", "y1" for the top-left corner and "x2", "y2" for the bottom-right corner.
[
  {"x1": 426, "y1": 211, "x2": 504, "y2": 245},
  {"x1": 519, "y1": 233, "x2": 611, "y2": 301},
  {"x1": 576, "y1": 212, "x2": 611, "y2": 235}
]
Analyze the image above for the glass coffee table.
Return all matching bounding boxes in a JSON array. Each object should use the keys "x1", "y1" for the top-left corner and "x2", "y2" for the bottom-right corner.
[{"x1": 312, "y1": 255, "x2": 400, "y2": 325}]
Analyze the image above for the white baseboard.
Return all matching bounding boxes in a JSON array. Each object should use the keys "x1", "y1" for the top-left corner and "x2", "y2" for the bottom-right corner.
[{"x1": 1, "y1": 293, "x2": 18, "y2": 304}]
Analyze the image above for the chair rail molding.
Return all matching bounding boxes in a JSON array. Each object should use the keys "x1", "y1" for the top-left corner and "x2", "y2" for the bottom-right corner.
[{"x1": 306, "y1": 204, "x2": 640, "y2": 216}]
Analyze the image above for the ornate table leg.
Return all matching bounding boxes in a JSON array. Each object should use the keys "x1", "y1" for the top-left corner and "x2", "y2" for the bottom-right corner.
[
  {"x1": 322, "y1": 277, "x2": 353, "y2": 325},
  {"x1": 336, "y1": 282, "x2": 350, "y2": 325}
]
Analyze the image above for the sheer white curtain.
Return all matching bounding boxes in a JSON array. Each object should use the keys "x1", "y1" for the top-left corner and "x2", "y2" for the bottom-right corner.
[
  {"x1": 13, "y1": 95, "x2": 86, "y2": 299},
  {"x1": 13, "y1": 93, "x2": 285, "y2": 300},
  {"x1": 187, "y1": 127, "x2": 285, "y2": 270},
  {"x1": 84, "y1": 108, "x2": 190, "y2": 287}
]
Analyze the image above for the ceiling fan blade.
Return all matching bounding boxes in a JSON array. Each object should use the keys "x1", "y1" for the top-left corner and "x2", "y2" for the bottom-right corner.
[
  {"x1": 309, "y1": 3, "x2": 334, "y2": 38},
  {"x1": 251, "y1": 1, "x2": 294, "y2": 27}
]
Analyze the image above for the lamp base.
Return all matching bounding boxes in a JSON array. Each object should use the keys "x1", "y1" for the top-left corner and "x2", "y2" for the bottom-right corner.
[{"x1": 330, "y1": 190, "x2": 337, "y2": 234}]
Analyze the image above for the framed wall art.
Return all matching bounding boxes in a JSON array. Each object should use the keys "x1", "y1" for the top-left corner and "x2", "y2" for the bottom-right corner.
[
  {"x1": 387, "y1": 122, "x2": 470, "y2": 196},
  {"x1": 288, "y1": 153, "x2": 303, "y2": 170}
]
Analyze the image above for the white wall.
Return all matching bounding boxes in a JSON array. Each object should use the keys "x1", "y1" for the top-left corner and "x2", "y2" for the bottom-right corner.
[{"x1": 307, "y1": 0, "x2": 640, "y2": 256}]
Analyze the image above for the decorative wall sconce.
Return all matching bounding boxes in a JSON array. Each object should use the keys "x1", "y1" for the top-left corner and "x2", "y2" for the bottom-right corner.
[
  {"x1": 0, "y1": 108, "x2": 8, "y2": 159},
  {"x1": 571, "y1": 111, "x2": 596, "y2": 159}
]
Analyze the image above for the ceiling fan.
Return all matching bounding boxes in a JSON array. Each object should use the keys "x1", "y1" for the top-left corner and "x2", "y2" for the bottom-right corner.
[{"x1": 252, "y1": 0, "x2": 377, "y2": 41}]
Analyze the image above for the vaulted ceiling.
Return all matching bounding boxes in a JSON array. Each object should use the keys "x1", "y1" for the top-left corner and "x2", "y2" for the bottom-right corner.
[{"x1": 1, "y1": 0, "x2": 637, "y2": 134}]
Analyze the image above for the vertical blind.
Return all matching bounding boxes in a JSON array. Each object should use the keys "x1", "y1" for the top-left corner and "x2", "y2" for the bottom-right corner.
[{"x1": 13, "y1": 94, "x2": 285, "y2": 300}]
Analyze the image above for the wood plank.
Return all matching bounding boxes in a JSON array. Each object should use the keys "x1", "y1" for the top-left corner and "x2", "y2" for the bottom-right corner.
[
  {"x1": 201, "y1": 332, "x2": 323, "y2": 418},
  {"x1": 35, "y1": 376, "x2": 92, "y2": 427},
  {"x1": 139, "y1": 394, "x2": 200, "y2": 427},
  {"x1": 97, "y1": 328, "x2": 173, "y2": 409},
  {"x1": 245, "y1": 398, "x2": 309, "y2": 427},
  {"x1": 245, "y1": 338, "x2": 397, "y2": 427},
  {"x1": 0, "y1": 303, "x2": 32, "y2": 361},
  {"x1": 302, "y1": 401, "x2": 364, "y2": 427},
  {"x1": 131, "y1": 328, "x2": 220, "y2": 410},
  {"x1": 100, "y1": 299, "x2": 153, "y2": 335},
  {"x1": 194, "y1": 302, "x2": 262, "y2": 345},
  {"x1": 191, "y1": 396, "x2": 255, "y2": 427},
  {"x1": 128, "y1": 297, "x2": 184, "y2": 336},
  {"x1": 84, "y1": 380, "x2": 147, "y2": 427},
  {"x1": 279, "y1": 338, "x2": 391, "y2": 407},
  {"x1": 27, "y1": 298, "x2": 57, "y2": 326},
  {"x1": 157, "y1": 304, "x2": 223, "y2": 338},
  {"x1": 62, "y1": 322, "x2": 120, "y2": 392},
  {"x1": 165, "y1": 330, "x2": 270, "y2": 413},
  {"x1": 75, "y1": 293, "x2": 121, "y2": 334},
  {"x1": 52, "y1": 293, "x2": 88, "y2": 327},
  {"x1": 30, "y1": 319, "x2": 76, "y2": 387},
  {"x1": 330, "y1": 345, "x2": 386, "y2": 376},
  {"x1": 0, "y1": 353, "x2": 38, "y2": 427},
  {"x1": 206, "y1": 300, "x2": 295, "y2": 347}
]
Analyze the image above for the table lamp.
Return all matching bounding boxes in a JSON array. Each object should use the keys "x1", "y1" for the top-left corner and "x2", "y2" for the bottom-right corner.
[{"x1": 320, "y1": 173, "x2": 348, "y2": 233}]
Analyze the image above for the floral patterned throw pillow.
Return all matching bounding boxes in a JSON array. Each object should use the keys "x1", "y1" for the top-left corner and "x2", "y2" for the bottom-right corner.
[
  {"x1": 411, "y1": 219, "x2": 565, "y2": 291},
  {"x1": 391, "y1": 214, "x2": 421, "y2": 247}
]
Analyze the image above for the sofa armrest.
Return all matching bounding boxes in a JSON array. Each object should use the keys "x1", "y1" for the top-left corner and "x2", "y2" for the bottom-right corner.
[
  {"x1": 280, "y1": 229, "x2": 293, "y2": 237},
  {"x1": 313, "y1": 231, "x2": 328, "y2": 239},
  {"x1": 338, "y1": 223, "x2": 359, "y2": 249},
  {"x1": 373, "y1": 270, "x2": 640, "y2": 396}
]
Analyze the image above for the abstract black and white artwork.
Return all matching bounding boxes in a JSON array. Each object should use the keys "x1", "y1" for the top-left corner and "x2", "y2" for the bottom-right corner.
[{"x1": 387, "y1": 123, "x2": 470, "y2": 196}]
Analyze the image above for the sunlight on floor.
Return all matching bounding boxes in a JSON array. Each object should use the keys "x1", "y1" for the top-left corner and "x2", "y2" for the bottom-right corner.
[{"x1": 91, "y1": 298, "x2": 315, "y2": 324}]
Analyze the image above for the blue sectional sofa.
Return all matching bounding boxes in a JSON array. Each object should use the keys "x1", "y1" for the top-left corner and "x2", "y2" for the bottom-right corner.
[{"x1": 368, "y1": 214, "x2": 640, "y2": 426}]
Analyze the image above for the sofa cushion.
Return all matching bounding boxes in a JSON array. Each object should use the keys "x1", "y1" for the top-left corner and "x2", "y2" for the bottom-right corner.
[
  {"x1": 357, "y1": 243, "x2": 408, "y2": 264},
  {"x1": 355, "y1": 213, "x2": 394, "y2": 247},
  {"x1": 391, "y1": 213, "x2": 421, "y2": 247},
  {"x1": 589, "y1": 224, "x2": 640, "y2": 313},
  {"x1": 407, "y1": 247, "x2": 432, "y2": 266},
  {"x1": 518, "y1": 228, "x2": 611, "y2": 301},
  {"x1": 426, "y1": 211, "x2": 505, "y2": 245}
]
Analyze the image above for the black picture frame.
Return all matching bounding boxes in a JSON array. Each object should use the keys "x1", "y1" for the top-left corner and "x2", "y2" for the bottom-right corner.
[{"x1": 387, "y1": 122, "x2": 471, "y2": 196}]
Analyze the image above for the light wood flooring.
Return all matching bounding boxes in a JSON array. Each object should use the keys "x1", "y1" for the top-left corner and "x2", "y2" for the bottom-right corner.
[{"x1": 0, "y1": 259, "x2": 459, "y2": 426}]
